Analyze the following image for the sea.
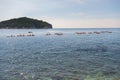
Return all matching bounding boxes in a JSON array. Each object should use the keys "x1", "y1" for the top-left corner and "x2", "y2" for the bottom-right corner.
[{"x1": 0, "y1": 28, "x2": 120, "y2": 80}]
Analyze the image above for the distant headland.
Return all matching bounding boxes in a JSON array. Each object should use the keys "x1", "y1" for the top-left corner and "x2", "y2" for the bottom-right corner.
[{"x1": 0, "y1": 17, "x2": 52, "y2": 29}]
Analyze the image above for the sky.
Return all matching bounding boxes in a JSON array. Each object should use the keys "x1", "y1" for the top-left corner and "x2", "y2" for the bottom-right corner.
[{"x1": 0, "y1": 0, "x2": 120, "y2": 28}]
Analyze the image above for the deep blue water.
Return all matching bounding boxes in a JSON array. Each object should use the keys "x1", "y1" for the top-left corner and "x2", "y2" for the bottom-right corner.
[{"x1": 0, "y1": 28, "x2": 120, "y2": 80}]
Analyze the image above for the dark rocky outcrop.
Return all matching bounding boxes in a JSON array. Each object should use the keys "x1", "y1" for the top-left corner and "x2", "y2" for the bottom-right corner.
[{"x1": 0, "y1": 17, "x2": 52, "y2": 29}]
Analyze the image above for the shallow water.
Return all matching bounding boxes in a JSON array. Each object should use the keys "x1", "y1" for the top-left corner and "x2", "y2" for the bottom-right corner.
[{"x1": 0, "y1": 28, "x2": 120, "y2": 80}]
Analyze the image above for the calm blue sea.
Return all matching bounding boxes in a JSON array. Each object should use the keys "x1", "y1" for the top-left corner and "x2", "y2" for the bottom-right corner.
[{"x1": 0, "y1": 28, "x2": 120, "y2": 80}]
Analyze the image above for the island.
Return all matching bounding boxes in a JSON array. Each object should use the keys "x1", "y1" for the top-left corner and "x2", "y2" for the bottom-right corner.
[{"x1": 0, "y1": 17, "x2": 52, "y2": 29}]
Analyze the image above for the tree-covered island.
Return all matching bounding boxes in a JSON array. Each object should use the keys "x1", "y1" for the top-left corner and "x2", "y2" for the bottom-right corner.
[{"x1": 0, "y1": 17, "x2": 52, "y2": 29}]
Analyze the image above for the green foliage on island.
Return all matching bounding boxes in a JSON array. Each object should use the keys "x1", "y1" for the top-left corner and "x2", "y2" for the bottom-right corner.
[{"x1": 0, "y1": 17, "x2": 52, "y2": 29}]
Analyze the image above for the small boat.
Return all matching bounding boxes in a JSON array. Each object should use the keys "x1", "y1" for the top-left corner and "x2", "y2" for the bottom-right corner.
[
  {"x1": 94, "y1": 32, "x2": 101, "y2": 34},
  {"x1": 27, "y1": 34, "x2": 35, "y2": 36},
  {"x1": 55, "y1": 33, "x2": 63, "y2": 35},
  {"x1": 17, "y1": 34, "x2": 25, "y2": 37},
  {"x1": 28, "y1": 31, "x2": 33, "y2": 33},
  {"x1": 75, "y1": 32, "x2": 86, "y2": 34}
]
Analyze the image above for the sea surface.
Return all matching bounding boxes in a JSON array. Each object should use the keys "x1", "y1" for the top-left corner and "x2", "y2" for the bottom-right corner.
[{"x1": 0, "y1": 28, "x2": 120, "y2": 80}]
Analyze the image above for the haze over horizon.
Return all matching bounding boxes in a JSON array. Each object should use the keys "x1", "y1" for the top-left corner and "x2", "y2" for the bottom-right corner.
[{"x1": 0, "y1": 0, "x2": 120, "y2": 28}]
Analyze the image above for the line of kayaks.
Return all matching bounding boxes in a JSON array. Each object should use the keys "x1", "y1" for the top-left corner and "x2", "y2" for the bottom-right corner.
[{"x1": 7, "y1": 31, "x2": 112, "y2": 38}]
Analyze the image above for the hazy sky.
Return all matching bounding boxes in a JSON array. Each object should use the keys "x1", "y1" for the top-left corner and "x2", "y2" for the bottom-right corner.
[{"x1": 0, "y1": 0, "x2": 120, "y2": 28}]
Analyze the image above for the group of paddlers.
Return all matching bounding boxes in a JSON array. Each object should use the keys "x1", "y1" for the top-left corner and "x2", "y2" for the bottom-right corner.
[
  {"x1": 7, "y1": 31, "x2": 112, "y2": 37},
  {"x1": 46, "y1": 31, "x2": 112, "y2": 36},
  {"x1": 75, "y1": 31, "x2": 112, "y2": 35},
  {"x1": 7, "y1": 32, "x2": 35, "y2": 37}
]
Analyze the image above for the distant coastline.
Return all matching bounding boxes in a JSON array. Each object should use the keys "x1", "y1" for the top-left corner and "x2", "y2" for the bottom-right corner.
[{"x1": 0, "y1": 17, "x2": 52, "y2": 29}]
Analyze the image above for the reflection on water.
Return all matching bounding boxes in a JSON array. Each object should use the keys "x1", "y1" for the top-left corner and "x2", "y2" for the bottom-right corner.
[{"x1": 0, "y1": 28, "x2": 120, "y2": 80}]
